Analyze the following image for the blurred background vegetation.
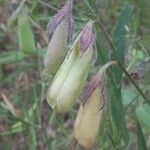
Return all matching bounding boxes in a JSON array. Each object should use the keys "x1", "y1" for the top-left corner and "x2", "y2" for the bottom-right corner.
[{"x1": 0, "y1": 0, "x2": 150, "y2": 149}]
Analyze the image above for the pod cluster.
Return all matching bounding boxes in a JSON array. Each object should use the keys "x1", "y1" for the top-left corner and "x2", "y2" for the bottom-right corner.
[{"x1": 44, "y1": 0, "x2": 115, "y2": 148}]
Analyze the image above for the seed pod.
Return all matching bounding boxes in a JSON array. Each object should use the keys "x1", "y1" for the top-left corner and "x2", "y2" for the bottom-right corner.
[
  {"x1": 44, "y1": 19, "x2": 68, "y2": 75},
  {"x1": 47, "y1": 21, "x2": 95, "y2": 113},
  {"x1": 73, "y1": 61, "x2": 116, "y2": 149},
  {"x1": 44, "y1": 0, "x2": 74, "y2": 75}
]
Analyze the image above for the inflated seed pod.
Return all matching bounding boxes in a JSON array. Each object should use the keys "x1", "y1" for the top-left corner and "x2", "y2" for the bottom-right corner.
[
  {"x1": 47, "y1": 20, "x2": 95, "y2": 113},
  {"x1": 73, "y1": 61, "x2": 116, "y2": 149},
  {"x1": 44, "y1": 0, "x2": 74, "y2": 75}
]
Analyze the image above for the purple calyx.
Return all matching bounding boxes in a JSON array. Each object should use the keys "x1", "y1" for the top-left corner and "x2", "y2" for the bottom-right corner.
[
  {"x1": 47, "y1": 0, "x2": 74, "y2": 43},
  {"x1": 79, "y1": 25, "x2": 95, "y2": 55},
  {"x1": 81, "y1": 72, "x2": 106, "y2": 108}
]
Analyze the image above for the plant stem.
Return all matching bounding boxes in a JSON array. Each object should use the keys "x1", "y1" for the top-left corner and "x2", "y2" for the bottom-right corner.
[{"x1": 96, "y1": 17, "x2": 150, "y2": 105}]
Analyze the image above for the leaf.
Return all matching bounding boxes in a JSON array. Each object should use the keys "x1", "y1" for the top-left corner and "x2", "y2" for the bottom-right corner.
[
  {"x1": 95, "y1": 28, "x2": 108, "y2": 65},
  {"x1": 86, "y1": 0, "x2": 96, "y2": 7},
  {"x1": 122, "y1": 87, "x2": 137, "y2": 107},
  {"x1": 108, "y1": 86, "x2": 128, "y2": 145},
  {"x1": 18, "y1": 7, "x2": 36, "y2": 55},
  {"x1": 108, "y1": 5, "x2": 132, "y2": 145},
  {"x1": 0, "y1": 49, "x2": 46, "y2": 65},
  {"x1": 136, "y1": 104, "x2": 150, "y2": 128},
  {"x1": 0, "y1": 51, "x2": 26, "y2": 65},
  {"x1": 111, "y1": 4, "x2": 132, "y2": 83},
  {"x1": 136, "y1": 121, "x2": 147, "y2": 150}
]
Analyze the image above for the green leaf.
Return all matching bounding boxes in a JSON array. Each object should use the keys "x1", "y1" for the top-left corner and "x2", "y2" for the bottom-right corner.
[
  {"x1": 0, "y1": 48, "x2": 46, "y2": 65},
  {"x1": 108, "y1": 5, "x2": 132, "y2": 145},
  {"x1": 0, "y1": 51, "x2": 26, "y2": 65},
  {"x1": 136, "y1": 104, "x2": 150, "y2": 128},
  {"x1": 111, "y1": 5, "x2": 132, "y2": 83},
  {"x1": 86, "y1": 0, "x2": 96, "y2": 7},
  {"x1": 122, "y1": 87, "x2": 137, "y2": 107},
  {"x1": 95, "y1": 28, "x2": 108, "y2": 65},
  {"x1": 136, "y1": 121, "x2": 147, "y2": 150},
  {"x1": 108, "y1": 86, "x2": 128, "y2": 145},
  {"x1": 18, "y1": 7, "x2": 36, "y2": 55}
]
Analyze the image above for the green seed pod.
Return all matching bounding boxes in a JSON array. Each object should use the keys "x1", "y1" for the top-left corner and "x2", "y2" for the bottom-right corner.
[
  {"x1": 73, "y1": 61, "x2": 116, "y2": 149},
  {"x1": 47, "y1": 21, "x2": 95, "y2": 113}
]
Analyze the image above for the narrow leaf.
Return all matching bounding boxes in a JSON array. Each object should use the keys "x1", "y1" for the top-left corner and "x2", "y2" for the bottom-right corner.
[
  {"x1": 111, "y1": 5, "x2": 132, "y2": 83},
  {"x1": 18, "y1": 8, "x2": 36, "y2": 55},
  {"x1": 136, "y1": 121, "x2": 147, "y2": 150},
  {"x1": 136, "y1": 104, "x2": 150, "y2": 128},
  {"x1": 108, "y1": 5, "x2": 132, "y2": 145},
  {"x1": 0, "y1": 51, "x2": 26, "y2": 65},
  {"x1": 95, "y1": 28, "x2": 108, "y2": 65}
]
